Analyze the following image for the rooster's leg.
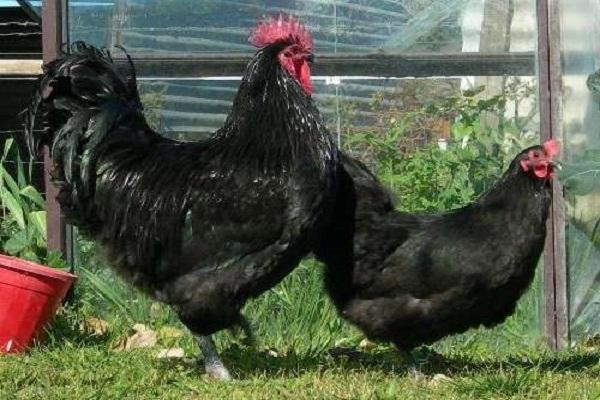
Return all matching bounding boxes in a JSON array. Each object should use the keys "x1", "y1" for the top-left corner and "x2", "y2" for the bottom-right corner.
[
  {"x1": 237, "y1": 315, "x2": 255, "y2": 347},
  {"x1": 196, "y1": 335, "x2": 232, "y2": 380}
]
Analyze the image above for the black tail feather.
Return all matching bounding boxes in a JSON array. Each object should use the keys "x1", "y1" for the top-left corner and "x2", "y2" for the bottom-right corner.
[
  {"x1": 22, "y1": 41, "x2": 150, "y2": 230},
  {"x1": 114, "y1": 44, "x2": 142, "y2": 109},
  {"x1": 23, "y1": 41, "x2": 143, "y2": 159}
]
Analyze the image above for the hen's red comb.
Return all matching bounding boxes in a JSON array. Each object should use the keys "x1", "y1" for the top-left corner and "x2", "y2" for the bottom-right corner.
[
  {"x1": 543, "y1": 139, "x2": 560, "y2": 159},
  {"x1": 249, "y1": 15, "x2": 313, "y2": 51}
]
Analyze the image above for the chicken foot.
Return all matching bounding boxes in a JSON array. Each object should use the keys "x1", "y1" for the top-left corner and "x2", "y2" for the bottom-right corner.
[
  {"x1": 398, "y1": 349, "x2": 427, "y2": 380},
  {"x1": 196, "y1": 335, "x2": 232, "y2": 380}
]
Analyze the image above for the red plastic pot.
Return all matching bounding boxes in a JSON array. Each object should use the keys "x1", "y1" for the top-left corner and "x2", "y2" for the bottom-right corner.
[{"x1": 0, "y1": 254, "x2": 76, "y2": 353}]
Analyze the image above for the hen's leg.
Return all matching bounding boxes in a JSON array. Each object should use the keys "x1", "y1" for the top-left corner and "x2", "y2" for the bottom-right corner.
[
  {"x1": 398, "y1": 349, "x2": 426, "y2": 380},
  {"x1": 196, "y1": 335, "x2": 232, "y2": 380}
]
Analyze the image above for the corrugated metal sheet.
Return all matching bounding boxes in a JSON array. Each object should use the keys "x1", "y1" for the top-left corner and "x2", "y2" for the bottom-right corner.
[
  {"x1": 0, "y1": 6, "x2": 41, "y2": 57},
  {"x1": 0, "y1": 5, "x2": 40, "y2": 157}
]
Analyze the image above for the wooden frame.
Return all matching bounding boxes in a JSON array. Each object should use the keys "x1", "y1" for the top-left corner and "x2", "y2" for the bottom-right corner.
[
  {"x1": 537, "y1": 0, "x2": 568, "y2": 350},
  {"x1": 0, "y1": 59, "x2": 41, "y2": 75},
  {"x1": 0, "y1": 52, "x2": 535, "y2": 78},
  {"x1": 42, "y1": 0, "x2": 73, "y2": 266},
  {"x1": 114, "y1": 52, "x2": 536, "y2": 78}
]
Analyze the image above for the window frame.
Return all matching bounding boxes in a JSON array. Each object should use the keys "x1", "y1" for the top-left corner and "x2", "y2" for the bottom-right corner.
[{"x1": 41, "y1": 0, "x2": 567, "y2": 348}]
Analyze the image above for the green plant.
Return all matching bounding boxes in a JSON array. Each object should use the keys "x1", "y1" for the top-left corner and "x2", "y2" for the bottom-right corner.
[
  {"x1": 344, "y1": 80, "x2": 538, "y2": 212},
  {"x1": 139, "y1": 84, "x2": 168, "y2": 132},
  {"x1": 0, "y1": 139, "x2": 48, "y2": 262},
  {"x1": 242, "y1": 259, "x2": 355, "y2": 356}
]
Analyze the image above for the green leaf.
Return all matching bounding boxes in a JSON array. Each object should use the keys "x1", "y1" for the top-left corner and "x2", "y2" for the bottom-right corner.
[
  {"x1": 0, "y1": 164, "x2": 21, "y2": 198},
  {"x1": 29, "y1": 210, "x2": 47, "y2": 241},
  {"x1": 1, "y1": 187, "x2": 25, "y2": 229},
  {"x1": 19, "y1": 248, "x2": 40, "y2": 263},
  {"x1": 2, "y1": 138, "x2": 14, "y2": 161},
  {"x1": 46, "y1": 251, "x2": 67, "y2": 269},
  {"x1": 4, "y1": 230, "x2": 28, "y2": 255},
  {"x1": 16, "y1": 150, "x2": 26, "y2": 189},
  {"x1": 80, "y1": 267, "x2": 135, "y2": 320},
  {"x1": 20, "y1": 185, "x2": 46, "y2": 209}
]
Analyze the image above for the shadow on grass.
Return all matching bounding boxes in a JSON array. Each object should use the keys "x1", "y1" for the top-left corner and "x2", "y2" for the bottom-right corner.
[
  {"x1": 423, "y1": 351, "x2": 600, "y2": 376},
  {"x1": 35, "y1": 328, "x2": 600, "y2": 381},
  {"x1": 218, "y1": 345, "x2": 410, "y2": 379},
  {"x1": 197, "y1": 345, "x2": 600, "y2": 380}
]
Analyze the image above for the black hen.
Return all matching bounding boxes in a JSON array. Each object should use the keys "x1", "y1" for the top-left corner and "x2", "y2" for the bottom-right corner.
[
  {"x1": 316, "y1": 141, "x2": 558, "y2": 354},
  {"x1": 25, "y1": 17, "x2": 338, "y2": 379}
]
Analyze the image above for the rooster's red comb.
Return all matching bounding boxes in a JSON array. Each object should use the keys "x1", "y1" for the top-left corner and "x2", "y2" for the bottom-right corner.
[
  {"x1": 249, "y1": 15, "x2": 313, "y2": 51},
  {"x1": 543, "y1": 139, "x2": 560, "y2": 159}
]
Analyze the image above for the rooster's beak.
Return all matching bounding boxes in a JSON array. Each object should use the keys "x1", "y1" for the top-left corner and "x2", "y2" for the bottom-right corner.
[{"x1": 307, "y1": 53, "x2": 315, "y2": 63}]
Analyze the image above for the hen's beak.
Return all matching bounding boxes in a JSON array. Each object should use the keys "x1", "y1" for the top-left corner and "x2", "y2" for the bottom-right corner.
[
  {"x1": 550, "y1": 160, "x2": 563, "y2": 170},
  {"x1": 306, "y1": 53, "x2": 315, "y2": 63}
]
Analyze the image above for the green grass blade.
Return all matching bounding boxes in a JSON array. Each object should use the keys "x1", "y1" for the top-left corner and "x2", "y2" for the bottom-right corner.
[{"x1": 79, "y1": 266, "x2": 136, "y2": 321}]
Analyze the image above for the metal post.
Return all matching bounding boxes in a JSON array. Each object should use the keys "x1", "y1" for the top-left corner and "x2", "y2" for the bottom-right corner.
[{"x1": 537, "y1": 0, "x2": 568, "y2": 350}]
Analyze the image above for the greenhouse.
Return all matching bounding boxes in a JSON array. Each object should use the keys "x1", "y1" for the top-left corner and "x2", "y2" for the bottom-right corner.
[{"x1": 0, "y1": 0, "x2": 599, "y2": 398}]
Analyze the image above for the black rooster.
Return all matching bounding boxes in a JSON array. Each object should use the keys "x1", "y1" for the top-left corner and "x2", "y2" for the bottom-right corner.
[
  {"x1": 25, "y1": 16, "x2": 338, "y2": 379},
  {"x1": 316, "y1": 141, "x2": 558, "y2": 359}
]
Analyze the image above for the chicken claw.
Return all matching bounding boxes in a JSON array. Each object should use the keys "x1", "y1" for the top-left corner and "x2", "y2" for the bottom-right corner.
[{"x1": 196, "y1": 335, "x2": 232, "y2": 381}]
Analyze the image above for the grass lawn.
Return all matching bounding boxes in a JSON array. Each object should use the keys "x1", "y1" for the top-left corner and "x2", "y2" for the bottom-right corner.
[
  {"x1": 1, "y1": 258, "x2": 599, "y2": 399},
  {"x1": 3, "y1": 340, "x2": 600, "y2": 399}
]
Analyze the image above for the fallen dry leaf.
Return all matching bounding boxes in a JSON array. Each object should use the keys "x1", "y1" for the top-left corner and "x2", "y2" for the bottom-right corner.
[
  {"x1": 359, "y1": 338, "x2": 377, "y2": 350},
  {"x1": 156, "y1": 347, "x2": 185, "y2": 359},
  {"x1": 81, "y1": 318, "x2": 110, "y2": 336},
  {"x1": 113, "y1": 324, "x2": 158, "y2": 352}
]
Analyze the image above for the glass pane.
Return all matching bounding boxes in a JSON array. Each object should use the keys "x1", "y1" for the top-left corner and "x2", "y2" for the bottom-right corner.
[
  {"x1": 338, "y1": 76, "x2": 539, "y2": 201},
  {"x1": 12, "y1": 0, "x2": 40, "y2": 17},
  {"x1": 68, "y1": 0, "x2": 536, "y2": 57},
  {"x1": 560, "y1": 0, "x2": 600, "y2": 342},
  {"x1": 137, "y1": 78, "x2": 339, "y2": 141}
]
